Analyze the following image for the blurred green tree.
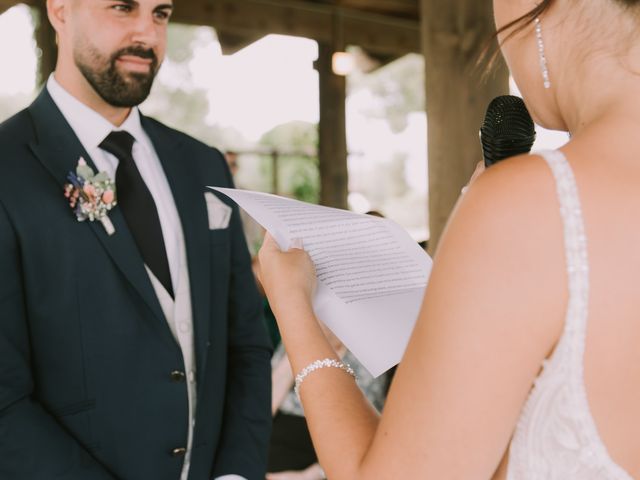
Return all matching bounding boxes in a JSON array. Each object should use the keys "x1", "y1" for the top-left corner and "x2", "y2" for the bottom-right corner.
[
  {"x1": 349, "y1": 53, "x2": 425, "y2": 133},
  {"x1": 259, "y1": 120, "x2": 319, "y2": 203}
]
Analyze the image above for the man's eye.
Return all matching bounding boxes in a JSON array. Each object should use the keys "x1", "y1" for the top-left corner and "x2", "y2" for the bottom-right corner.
[
  {"x1": 154, "y1": 10, "x2": 171, "y2": 21},
  {"x1": 113, "y1": 4, "x2": 133, "y2": 13}
]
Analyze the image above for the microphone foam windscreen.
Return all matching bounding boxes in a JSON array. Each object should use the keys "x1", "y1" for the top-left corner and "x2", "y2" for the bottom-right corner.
[{"x1": 480, "y1": 95, "x2": 536, "y2": 167}]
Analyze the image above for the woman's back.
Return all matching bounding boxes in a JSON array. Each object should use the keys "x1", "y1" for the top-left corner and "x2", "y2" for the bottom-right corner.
[
  {"x1": 501, "y1": 147, "x2": 640, "y2": 478},
  {"x1": 568, "y1": 134, "x2": 640, "y2": 477}
]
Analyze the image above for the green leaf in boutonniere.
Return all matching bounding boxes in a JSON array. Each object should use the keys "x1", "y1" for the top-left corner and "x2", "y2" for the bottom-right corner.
[
  {"x1": 76, "y1": 163, "x2": 95, "y2": 182},
  {"x1": 93, "y1": 171, "x2": 110, "y2": 183},
  {"x1": 63, "y1": 157, "x2": 118, "y2": 236}
]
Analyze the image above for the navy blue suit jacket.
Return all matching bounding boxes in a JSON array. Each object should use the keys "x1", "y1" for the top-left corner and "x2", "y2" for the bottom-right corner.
[{"x1": 0, "y1": 89, "x2": 272, "y2": 479}]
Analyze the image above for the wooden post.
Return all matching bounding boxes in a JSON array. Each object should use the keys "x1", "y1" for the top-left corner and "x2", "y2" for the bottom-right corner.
[
  {"x1": 316, "y1": 41, "x2": 348, "y2": 209},
  {"x1": 32, "y1": 2, "x2": 57, "y2": 87},
  {"x1": 271, "y1": 150, "x2": 279, "y2": 195},
  {"x1": 421, "y1": 0, "x2": 508, "y2": 252}
]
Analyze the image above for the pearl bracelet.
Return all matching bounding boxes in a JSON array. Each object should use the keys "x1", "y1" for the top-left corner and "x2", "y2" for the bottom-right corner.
[{"x1": 294, "y1": 358, "x2": 357, "y2": 397}]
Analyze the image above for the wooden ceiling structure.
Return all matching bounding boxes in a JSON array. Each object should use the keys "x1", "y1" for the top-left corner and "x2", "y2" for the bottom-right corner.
[
  {"x1": 0, "y1": 0, "x2": 420, "y2": 19},
  {"x1": 0, "y1": 0, "x2": 422, "y2": 57},
  {"x1": 199, "y1": 0, "x2": 420, "y2": 56},
  {"x1": 0, "y1": 0, "x2": 507, "y2": 250}
]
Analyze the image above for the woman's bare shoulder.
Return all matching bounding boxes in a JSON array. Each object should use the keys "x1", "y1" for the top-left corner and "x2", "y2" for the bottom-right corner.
[
  {"x1": 463, "y1": 153, "x2": 559, "y2": 224},
  {"x1": 440, "y1": 153, "x2": 563, "y2": 261},
  {"x1": 430, "y1": 152, "x2": 569, "y2": 353}
]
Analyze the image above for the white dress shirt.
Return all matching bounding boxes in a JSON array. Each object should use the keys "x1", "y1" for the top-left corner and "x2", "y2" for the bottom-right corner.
[{"x1": 47, "y1": 75, "x2": 246, "y2": 480}]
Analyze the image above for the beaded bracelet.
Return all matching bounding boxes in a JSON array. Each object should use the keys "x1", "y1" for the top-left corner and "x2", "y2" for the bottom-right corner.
[{"x1": 294, "y1": 358, "x2": 357, "y2": 397}]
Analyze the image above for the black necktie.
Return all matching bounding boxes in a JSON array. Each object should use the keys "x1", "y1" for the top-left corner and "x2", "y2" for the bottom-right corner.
[{"x1": 99, "y1": 131, "x2": 174, "y2": 298}]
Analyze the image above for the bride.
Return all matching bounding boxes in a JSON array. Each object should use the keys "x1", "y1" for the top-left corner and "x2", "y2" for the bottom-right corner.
[{"x1": 257, "y1": 0, "x2": 640, "y2": 478}]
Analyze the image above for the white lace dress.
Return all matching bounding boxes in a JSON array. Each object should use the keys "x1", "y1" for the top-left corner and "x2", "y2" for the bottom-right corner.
[{"x1": 506, "y1": 150, "x2": 634, "y2": 479}]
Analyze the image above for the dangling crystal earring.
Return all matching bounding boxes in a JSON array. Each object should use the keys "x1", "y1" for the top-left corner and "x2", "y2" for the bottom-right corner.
[{"x1": 534, "y1": 17, "x2": 551, "y2": 89}]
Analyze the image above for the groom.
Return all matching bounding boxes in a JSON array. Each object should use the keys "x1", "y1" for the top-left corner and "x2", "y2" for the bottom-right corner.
[{"x1": 0, "y1": 0, "x2": 271, "y2": 479}]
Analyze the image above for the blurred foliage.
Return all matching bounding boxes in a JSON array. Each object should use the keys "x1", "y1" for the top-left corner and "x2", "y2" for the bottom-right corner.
[
  {"x1": 142, "y1": 24, "x2": 252, "y2": 151},
  {"x1": 166, "y1": 24, "x2": 200, "y2": 63},
  {"x1": 349, "y1": 53, "x2": 425, "y2": 133},
  {"x1": 259, "y1": 121, "x2": 319, "y2": 203},
  {"x1": 261, "y1": 120, "x2": 317, "y2": 151}
]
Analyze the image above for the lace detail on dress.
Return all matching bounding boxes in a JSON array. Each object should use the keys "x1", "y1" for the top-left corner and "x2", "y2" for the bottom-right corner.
[{"x1": 506, "y1": 150, "x2": 633, "y2": 479}]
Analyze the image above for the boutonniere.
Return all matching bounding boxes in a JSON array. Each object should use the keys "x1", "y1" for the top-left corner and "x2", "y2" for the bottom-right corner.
[{"x1": 64, "y1": 157, "x2": 117, "y2": 236}]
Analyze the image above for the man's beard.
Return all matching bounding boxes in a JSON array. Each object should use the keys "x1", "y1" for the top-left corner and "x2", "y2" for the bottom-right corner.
[{"x1": 75, "y1": 45, "x2": 159, "y2": 108}]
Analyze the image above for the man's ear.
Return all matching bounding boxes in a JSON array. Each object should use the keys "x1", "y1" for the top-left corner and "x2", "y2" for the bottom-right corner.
[{"x1": 46, "y1": 0, "x2": 66, "y2": 34}]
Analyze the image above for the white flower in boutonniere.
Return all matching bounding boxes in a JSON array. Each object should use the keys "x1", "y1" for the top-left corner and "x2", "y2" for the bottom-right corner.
[{"x1": 64, "y1": 157, "x2": 117, "y2": 236}]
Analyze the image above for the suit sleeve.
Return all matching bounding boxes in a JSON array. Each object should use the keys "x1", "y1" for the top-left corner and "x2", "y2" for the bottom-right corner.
[
  {"x1": 210, "y1": 155, "x2": 273, "y2": 480},
  {"x1": 0, "y1": 201, "x2": 117, "y2": 479}
]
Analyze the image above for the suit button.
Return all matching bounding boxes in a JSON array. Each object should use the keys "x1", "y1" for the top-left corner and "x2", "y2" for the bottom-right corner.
[
  {"x1": 170, "y1": 370, "x2": 186, "y2": 382},
  {"x1": 171, "y1": 447, "x2": 187, "y2": 457}
]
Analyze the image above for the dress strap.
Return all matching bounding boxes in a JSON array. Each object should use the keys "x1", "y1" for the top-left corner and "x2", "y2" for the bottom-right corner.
[
  {"x1": 537, "y1": 150, "x2": 590, "y2": 355},
  {"x1": 534, "y1": 150, "x2": 634, "y2": 479}
]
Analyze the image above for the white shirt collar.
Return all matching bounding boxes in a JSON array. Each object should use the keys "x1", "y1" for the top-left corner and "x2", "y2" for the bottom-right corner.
[{"x1": 46, "y1": 74, "x2": 147, "y2": 150}]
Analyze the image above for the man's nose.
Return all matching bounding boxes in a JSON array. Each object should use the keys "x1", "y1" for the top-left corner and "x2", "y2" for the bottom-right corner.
[{"x1": 130, "y1": 13, "x2": 162, "y2": 47}]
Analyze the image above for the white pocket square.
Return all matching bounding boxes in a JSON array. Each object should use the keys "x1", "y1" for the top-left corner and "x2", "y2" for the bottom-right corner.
[{"x1": 204, "y1": 192, "x2": 232, "y2": 230}]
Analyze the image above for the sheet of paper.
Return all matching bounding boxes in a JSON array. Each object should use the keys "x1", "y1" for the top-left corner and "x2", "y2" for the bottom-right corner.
[{"x1": 211, "y1": 187, "x2": 432, "y2": 377}]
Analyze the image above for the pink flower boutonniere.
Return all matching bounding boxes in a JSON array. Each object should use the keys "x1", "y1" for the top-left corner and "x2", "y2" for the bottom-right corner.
[{"x1": 64, "y1": 157, "x2": 117, "y2": 235}]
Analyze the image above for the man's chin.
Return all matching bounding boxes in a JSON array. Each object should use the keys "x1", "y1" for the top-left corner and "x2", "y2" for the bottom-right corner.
[
  {"x1": 118, "y1": 74, "x2": 155, "y2": 97},
  {"x1": 116, "y1": 66, "x2": 154, "y2": 84},
  {"x1": 99, "y1": 82, "x2": 153, "y2": 108}
]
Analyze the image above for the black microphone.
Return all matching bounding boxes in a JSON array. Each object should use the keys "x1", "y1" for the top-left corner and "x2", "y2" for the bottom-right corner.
[{"x1": 480, "y1": 95, "x2": 536, "y2": 167}]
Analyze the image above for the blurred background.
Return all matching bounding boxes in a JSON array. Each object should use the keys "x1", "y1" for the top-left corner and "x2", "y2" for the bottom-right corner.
[{"x1": 0, "y1": 1, "x2": 569, "y2": 252}]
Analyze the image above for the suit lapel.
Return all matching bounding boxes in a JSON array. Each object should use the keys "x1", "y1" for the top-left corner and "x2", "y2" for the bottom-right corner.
[
  {"x1": 27, "y1": 90, "x2": 173, "y2": 346},
  {"x1": 142, "y1": 116, "x2": 212, "y2": 383}
]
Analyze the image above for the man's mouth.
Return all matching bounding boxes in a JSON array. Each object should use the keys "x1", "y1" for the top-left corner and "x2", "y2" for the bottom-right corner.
[{"x1": 116, "y1": 55, "x2": 154, "y2": 73}]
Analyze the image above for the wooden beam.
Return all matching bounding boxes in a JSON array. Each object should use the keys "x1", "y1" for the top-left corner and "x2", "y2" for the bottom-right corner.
[
  {"x1": 317, "y1": 42, "x2": 348, "y2": 209},
  {"x1": 335, "y1": 0, "x2": 418, "y2": 19},
  {"x1": 173, "y1": 0, "x2": 420, "y2": 56},
  {"x1": 216, "y1": 31, "x2": 265, "y2": 56},
  {"x1": 176, "y1": 0, "x2": 331, "y2": 41},
  {"x1": 421, "y1": 0, "x2": 509, "y2": 251},
  {"x1": 342, "y1": 12, "x2": 419, "y2": 55},
  {"x1": 1, "y1": 0, "x2": 419, "y2": 56}
]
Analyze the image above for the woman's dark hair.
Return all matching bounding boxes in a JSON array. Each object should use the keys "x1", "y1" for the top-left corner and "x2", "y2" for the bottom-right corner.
[
  {"x1": 481, "y1": 0, "x2": 640, "y2": 75},
  {"x1": 496, "y1": 1, "x2": 553, "y2": 43},
  {"x1": 495, "y1": 0, "x2": 639, "y2": 44},
  {"x1": 481, "y1": 1, "x2": 553, "y2": 73}
]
